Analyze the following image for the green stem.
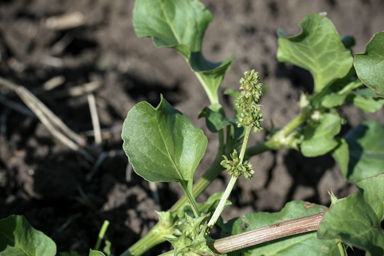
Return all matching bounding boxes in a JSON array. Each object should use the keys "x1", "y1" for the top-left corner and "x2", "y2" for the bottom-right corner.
[
  {"x1": 239, "y1": 126, "x2": 252, "y2": 164},
  {"x1": 207, "y1": 125, "x2": 252, "y2": 228},
  {"x1": 194, "y1": 72, "x2": 219, "y2": 105},
  {"x1": 120, "y1": 224, "x2": 172, "y2": 256},
  {"x1": 171, "y1": 137, "x2": 225, "y2": 212},
  {"x1": 95, "y1": 220, "x2": 110, "y2": 251},
  {"x1": 184, "y1": 186, "x2": 201, "y2": 217},
  {"x1": 274, "y1": 107, "x2": 311, "y2": 138},
  {"x1": 337, "y1": 240, "x2": 347, "y2": 256},
  {"x1": 159, "y1": 213, "x2": 324, "y2": 256},
  {"x1": 246, "y1": 107, "x2": 311, "y2": 154},
  {"x1": 207, "y1": 175, "x2": 238, "y2": 228},
  {"x1": 123, "y1": 140, "x2": 269, "y2": 256}
]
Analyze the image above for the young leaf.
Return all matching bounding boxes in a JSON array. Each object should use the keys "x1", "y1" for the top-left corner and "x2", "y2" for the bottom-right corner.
[
  {"x1": 0, "y1": 215, "x2": 56, "y2": 256},
  {"x1": 318, "y1": 174, "x2": 384, "y2": 255},
  {"x1": 133, "y1": 0, "x2": 235, "y2": 104},
  {"x1": 312, "y1": 68, "x2": 360, "y2": 109},
  {"x1": 301, "y1": 113, "x2": 341, "y2": 157},
  {"x1": 221, "y1": 201, "x2": 339, "y2": 256},
  {"x1": 347, "y1": 88, "x2": 384, "y2": 113},
  {"x1": 321, "y1": 93, "x2": 348, "y2": 109},
  {"x1": 121, "y1": 96, "x2": 207, "y2": 203},
  {"x1": 277, "y1": 14, "x2": 353, "y2": 93},
  {"x1": 354, "y1": 31, "x2": 384, "y2": 98},
  {"x1": 202, "y1": 104, "x2": 231, "y2": 133},
  {"x1": 343, "y1": 121, "x2": 384, "y2": 183}
]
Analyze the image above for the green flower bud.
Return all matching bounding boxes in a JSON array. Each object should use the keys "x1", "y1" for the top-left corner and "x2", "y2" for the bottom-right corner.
[
  {"x1": 235, "y1": 70, "x2": 264, "y2": 132},
  {"x1": 220, "y1": 150, "x2": 255, "y2": 179}
]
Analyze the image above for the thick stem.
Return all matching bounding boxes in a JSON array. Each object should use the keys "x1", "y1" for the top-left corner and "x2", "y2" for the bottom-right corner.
[
  {"x1": 273, "y1": 108, "x2": 310, "y2": 138},
  {"x1": 120, "y1": 224, "x2": 171, "y2": 256},
  {"x1": 209, "y1": 213, "x2": 323, "y2": 254},
  {"x1": 194, "y1": 72, "x2": 219, "y2": 105}
]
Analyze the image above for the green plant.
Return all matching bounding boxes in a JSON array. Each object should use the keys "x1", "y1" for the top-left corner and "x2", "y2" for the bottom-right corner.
[{"x1": 1, "y1": 0, "x2": 384, "y2": 256}]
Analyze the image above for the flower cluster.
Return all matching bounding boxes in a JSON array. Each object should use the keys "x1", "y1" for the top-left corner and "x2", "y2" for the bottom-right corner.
[
  {"x1": 235, "y1": 70, "x2": 264, "y2": 132},
  {"x1": 221, "y1": 149, "x2": 255, "y2": 180}
]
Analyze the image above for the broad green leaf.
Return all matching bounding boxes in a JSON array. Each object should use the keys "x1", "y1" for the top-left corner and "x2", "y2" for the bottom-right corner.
[
  {"x1": 133, "y1": 0, "x2": 235, "y2": 104},
  {"x1": 347, "y1": 88, "x2": 384, "y2": 113},
  {"x1": 301, "y1": 113, "x2": 341, "y2": 157},
  {"x1": 277, "y1": 14, "x2": 353, "y2": 92},
  {"x1": 354, "y1": 31, "x2": 384, "y2": 98},
  {"x1": 121, "y1": 96, "x2": 207, "y2": 199},
  {"x1": 343, "y1": 121, "x2": 384, "y2": 183},
  {"x1": 221, "y1": 201, "x2": 338, "y2": 256},
  {"x1": 89, "y1": 249, "x2": 105, "y2": 256},
  {"x1": 331, "y1": 138, "x2": 349, "y2": 179},
  {"x1": 318, "y1": 174, "x2": 384, "y2": 255},
  {"x1": 0, "y1": 215, "x2": 56, "y2": 256}
]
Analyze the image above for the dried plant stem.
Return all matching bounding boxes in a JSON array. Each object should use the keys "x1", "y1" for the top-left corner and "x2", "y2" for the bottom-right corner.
[
  {"x1": 0, "y1": 77, "x2": 95, "y2": 162},
  {"x1": 88, "y1": 93, "x2": 102, "y2": 145},
  {"x1": 209, "y1": 212, "x2": 324, "y2": 254}
]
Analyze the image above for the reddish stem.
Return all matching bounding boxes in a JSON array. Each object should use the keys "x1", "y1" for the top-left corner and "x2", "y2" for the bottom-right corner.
[{"x1": 209, "y1": 212, "x2": 324, "y2": 254}]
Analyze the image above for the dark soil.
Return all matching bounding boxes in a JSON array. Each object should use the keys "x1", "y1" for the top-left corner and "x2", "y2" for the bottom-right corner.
[{"x1": 1, "y1": 0, "x2": 383, "y2": 255}]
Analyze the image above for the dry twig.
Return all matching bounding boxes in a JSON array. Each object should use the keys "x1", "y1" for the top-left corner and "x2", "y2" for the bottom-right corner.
[{"x1": 0, "y1": 77, "x2": 96, "y2": 162}]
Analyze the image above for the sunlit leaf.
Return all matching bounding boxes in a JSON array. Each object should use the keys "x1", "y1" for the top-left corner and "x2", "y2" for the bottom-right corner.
[
  {"x1": 121, "y1": 96, "x2": 207, "y2": 199},
  {"x1": 277, "y1": 14, "x2": 353, "y2": 92},
  {"x1": 301, "y1": 113, "x2": 341, "y2": 157},
  {"x1": 354, "y1": 31, "x2": 384, "y2": 98},
  {"x1": 347, "y1": 88, "x2": 384, "y2": 113},
  {"x1": 0, "y1": 215, "x2": 56, "y2": 256},
  {"x1": 89, "y1": 249, "x2": 105, "y2": 256},
  {"x1": 318, "y1": 174, "x2": 384, "y2": 255},
  {"x1": 133, "y1": 0, "x2": 235, "y2": 104}
]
